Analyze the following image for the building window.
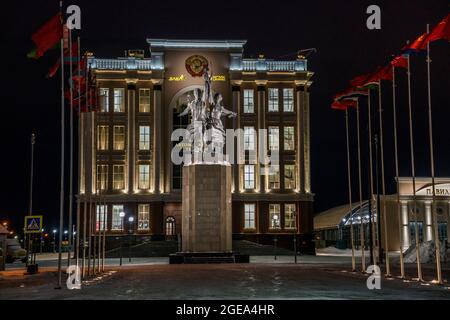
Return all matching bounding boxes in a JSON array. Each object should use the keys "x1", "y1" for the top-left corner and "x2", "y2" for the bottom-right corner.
[
  {"x1": 138, "y1": 164, "x2": 150, "y2": 190},
  {"x1": 139, "y1": 126, "x2": 150, "y2": 151},
  {"x1": 409, "y1": 221, "x2": 424, "y2": 243},
  {"x1": 96, "y1": 205, "x2": 108, "y2": 231},
  {"x1": 99, "y1": 88, "x2": 109, "y2": 112},
  {"x1": 96, "y1": 165, "x2": 108, "y2": 191},
  {"x1": 166, "y1": 217, "x2": 176, "y2": 236},
  {"x1": 284, "y1": 126, "x2": 295, "y2": 151},
  {"x1": 269, "y1": 165, "x2": 280, "y2": 189},
  {"x1": 285, "y1": 204, "x2": 296, "y2": 230},
  {"x1": 97, "y1": 125, "x2": 109, "y2": 150},
  {"x1": 284, "y1": 165, "x2": 296, "y2": 190},
  {"x1": 139, "y1": 89, "x2": 150, "y2": 113},
  {"x1": 113, "y1": 125, "x2": 125, "y2": 150},
  {"x1": 244, "y1": 126, "x2": 256, "y2": 151},
  {"x1": 244, "y1": 204, "x2": 256, "y2": 230},
  {"x1": 112, "y1": 205, "x2": 124, "y2": 231},
  {"x1": 269, "y1": 204, "x2": 281, "y2": 230},
  {"x1": 268, "y1": 126, "x2": 279, "y2": 151},
  {"x1": 438, "y1": 222, "x2": 448, "y2": 242},
  {"x1": 138, "y1": 204, "x2": 150, "y2": 231},
  {"x1": 283, "y1": 88, "x2": 294, "y2": 112},
  {"x1": 268, "y1": 88, "x2": 279, "y2": 112},
  {"x1": 113, "y1": 165, "x2": 125, "y2": 190},
  {"x1": 244, "y1": 165, "x2": 255, "y2": 189},
  {"x1": 114, "y1": 88, "x2": 125, "y2": 112},
  {"x1": 243, "y1": 89, "x2": 254, "y2": 113}
]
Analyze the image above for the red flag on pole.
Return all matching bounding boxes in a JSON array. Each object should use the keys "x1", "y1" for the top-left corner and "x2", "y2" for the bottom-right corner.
[
  {"x1": 28, "y1": 13, "x2": 63, "y2": 59},
  {"x1": 391, "y1": 55, "x2": 408, "y2": 69},
  {"x1": 424, "y1": 13, "x2": 450, "y2": 43}
]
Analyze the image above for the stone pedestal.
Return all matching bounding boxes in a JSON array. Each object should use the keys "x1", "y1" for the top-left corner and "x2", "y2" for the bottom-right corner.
[{"x1": 181, "y1": 164, "x2": 232, "y2": 253}]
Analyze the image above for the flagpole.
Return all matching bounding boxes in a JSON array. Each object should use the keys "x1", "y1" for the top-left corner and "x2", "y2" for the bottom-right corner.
[
  {"x1": 426, "y1": 23, "x2": 442, "y2": 284},
  {"x1": 81, "y1": 52, "x2": 87, "y2": 279},
  {"x1": 377, "y1": 80, "x2": 391, "y2": 276},
  {"x1": 67, "y1": 29, "x2": 74, "y2": 268},
  {"x1": 75, "y1": 36, "x2": 81, "y2": 274},
  {"x1": 345, "y1": 108, "x2": 356, "y2": 272},
  {"x1": 356, "y1": 99, "x2": 366, "y2": 272},
  {"x1": 391, "y1": 64, "x2": 405, "y2": 278},
  {"x1": 406, "y1": 53, "x2": 423, "y2": 282}
]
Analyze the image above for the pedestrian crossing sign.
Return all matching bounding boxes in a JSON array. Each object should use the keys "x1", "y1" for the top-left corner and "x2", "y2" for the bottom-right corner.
[{"x1": 24, "y1": 216, "x2": 43, "y2": 234}]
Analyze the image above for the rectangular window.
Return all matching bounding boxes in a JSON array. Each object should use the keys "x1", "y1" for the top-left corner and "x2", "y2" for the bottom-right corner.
[
  {"x1": 112, "y1": 205, "x2": 124, "y2": 231},
  {"x1": 285, "y1": 204, "x2": 296, "y2": 230},
  {"x1": 138, "y1": 204, "x2": 150, "y2": 231},
  {"x1": 96, "y1": 205, "x2": 108, "y2": 231},
  {"x1": 139, "y1": 126, "x2": 150, "y2": 151},
  {"x1": 409, "y1": 221, "x2": 424, "y2": 243},
  {"x1": 284, "y1": 165, "x2": 296, "y2": 190},
  {"x1": 96, "y1": 165, "x2": 108, "y2": 191},
  {"x1": 269, "y1": 165, "x2": 280, "y2": 189},
  {"x1": 244, "y1": 126, "x2": 256, "y2": 151},
  {"x1": 97, "y1": 125, "x2": 109, "y2": 150},
  {"x1": 244, "y1": 204, "x2": 256, "y2": 230},
  {"x1": 269, "y1": 204, "x2": 281, "y2": 229},
  {"x1": 438, "y1": 222, "x2": 448, "y2": 242},
  {"x1": 268, "y1": 88, "x2": 279, "y2": 112},
  {"x1": 113, "y1": 125, "x2": 125, "y2": 150},
  {"x1": 139, "y1": 89, "x2": 151, "y2": 113},
  {"x1": 138, "y1": 164, "x2": 150, "y2": 190},
  {"x1": 244, "y1": 165, "x2": 255, "y2": 189},
  {"x1": 243, "y1": 89, "x2": 254, "y2": 113},
  {"x1": 113, "y1": 165, "x2": 125, "y2": 190},
  {"x1": 114, "y1": 88, "x2": 125, "y2": 112},
  {"x1": 268, "y1": 126, "x2": 279, "y2": 151},
  {"x1": 283, "y1": 88, "x2": 294, "y2": 112},
  {"x1": 284, "y1": 126, "x2": 295, "y2": 151},
  {"x1": 99, "y1": 88, "x2": 109, "y2": 112}
]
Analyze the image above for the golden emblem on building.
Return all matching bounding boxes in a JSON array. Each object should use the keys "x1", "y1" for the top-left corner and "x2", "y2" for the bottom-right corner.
[{"x1": 185, "y1": 55, "x2": 209, "y2": 77}]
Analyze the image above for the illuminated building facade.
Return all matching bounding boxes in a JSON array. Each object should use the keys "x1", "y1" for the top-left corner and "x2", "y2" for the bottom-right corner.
[{"x1": 79, "y1": 39, "x2": 314, "y2": 252}]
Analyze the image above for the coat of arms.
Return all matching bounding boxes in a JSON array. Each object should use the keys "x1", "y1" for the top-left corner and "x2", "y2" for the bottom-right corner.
[{"x1": 185, "y1": 55, "x2": 209, "y2": 77}]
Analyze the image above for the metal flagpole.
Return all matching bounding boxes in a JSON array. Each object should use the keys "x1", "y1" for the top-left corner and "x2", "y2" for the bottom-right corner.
[
  {"x1": 406, "y1": 53, "x2": 423, "y2": 281},
  {"x1": 356, "y1": 99, "x2": 366, "y2": 272},
  {"x1": 378, "y1": 80, "x2": 391, "y2": 276},
  {"x1": 367, "y1": 90, "x2": 377, "y2": 266},
  {"x1": 26, "y1": 134, "x2": 36, "y2": 266},
  {"x1": 426, "y1": 24, "x2": 442, "y2": 284},
  {"x1": 87, "y1": 195, "x2": 92, "y2": 276},
  {"x1": 56, "y1": 35, "x2": 65, "y2": 289},
  {"x1": 345, "y1": 108, "x2": 356, "y2": 271},
  {"x1": 391, "y1": 64, "x2": 405, "y2": 278},
  {"x1": 67, "y1": 29, "x2": 74, "y2": 268},
  {"x1": 75, "y1": 36, "x2": 82, "y2": 274}
]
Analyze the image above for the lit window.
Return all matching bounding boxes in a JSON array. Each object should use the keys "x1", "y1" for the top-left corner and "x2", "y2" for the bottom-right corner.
[
  {"x1": 112, "y1": 205, "x2": 124, "y2": 231},
  {"x1": 285, "y1": 204, "x2": 296, "y2": 230},
  {"x1": 244, "y1": 204, "x2": 256, "y2": 230},
  {"x1": 139, "y1": 89, "x2": 151, "y2": 113},
  {"x1": 243, "y1": 89, "x2": 254, "y2": 113},
  {"x1": 138, "y1": 204, "x2": 150, "y2": 231},
  {"x1": 96, "y1": 205, "x2": 108, "y2": 231},
  {"x1": 96, "y1": 165, "x2": 108, "y2": 191},
  {"x1": 113, "y1": 126, "x2": 125, "y2": 150},
  {"x1": 283, "y1": 88, "x2": 294, "y2": 112},
  {"x1": 269, "y1": 165, "x2": 280, "y2": 189},
  {"x1": 244, "y1": 126, "x2": 256, "y2": 151},
  {"x1": 284, "y1": 165, "x2": 296, "y2": 190},
  {"x1": 284, "y1": 126, "x2": 295, "y2": 151},
  {"x1": 244, "y1": 165, "x2": 255, "y2": 189},
  {"x1": 268, "y1": 88, "x2": 279, "y2": 112},
  {"x1": 97, "y1": 125, "x2": 109, "y2": 150},
  {"x1": 99, "y1": 88, "x2": 109, "y2": 112},
  {"x1": 113, "y1": 165, "x2": 125, "y2": 190},
  {"x1": 166, "y1": 217, "x2": 176, "y2": 236},
  {"x1": 269, "y1": 204, "x2": 281, "y2": 229},
  {"x1": 114, "y1": 88, "x2": 125, "y2": 112},
  {"x1": 139, "y1": 126, "x2": 150, "y2": 151},
  {"x1": 268, "y1": 126, "x2": 279, "y2": 151},
  {"x1": 138, "y1": 164, "x2": 150, "y2": 190}
]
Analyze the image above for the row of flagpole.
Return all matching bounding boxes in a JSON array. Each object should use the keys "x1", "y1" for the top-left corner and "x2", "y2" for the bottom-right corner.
[{"x1": 332, "y1": 13, "x2": 449, "y2": 284}]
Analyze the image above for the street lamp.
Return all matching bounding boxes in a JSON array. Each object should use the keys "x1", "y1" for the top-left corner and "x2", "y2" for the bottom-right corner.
[
  {"x1": 128, "y1": 216, "x2": 134, "y2": 263},
  {"x1": 52, "y1": 230, "x2": 57, "y2": 253},
  {"x1": 119, "y1": 212, "x2": 126, "y2": 265}
]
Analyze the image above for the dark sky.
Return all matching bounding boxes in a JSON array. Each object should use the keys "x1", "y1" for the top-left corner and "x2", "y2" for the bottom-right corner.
[{"x1": 1, "y1": 0, "x2": 449, "y2": 232}]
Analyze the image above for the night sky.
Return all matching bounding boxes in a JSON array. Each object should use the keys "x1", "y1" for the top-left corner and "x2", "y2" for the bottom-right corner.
[{"x1": 1, "y1": 0, "x2": 449, "y2": 232}]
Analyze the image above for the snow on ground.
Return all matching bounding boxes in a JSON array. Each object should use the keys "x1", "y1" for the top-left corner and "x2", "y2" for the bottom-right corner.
[{"x1": 316, "y1": 247, "x2": 371, "y2": 257}]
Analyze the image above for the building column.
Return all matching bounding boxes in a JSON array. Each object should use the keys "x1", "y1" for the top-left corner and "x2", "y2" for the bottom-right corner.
[
  {"x1": 232, "y1": 86, "x2": 240, "y2": 193},
  {"x1": 257, "y1": 85, "x2": 266, "y2": 192},
  {"x1": 127, "y1": 83, "x2": 136, "y2": 194},
  {"x1": 153, "y1": 85, "x2": 162, "y2": 194},
  {"x1": 296, "y1": 86, "x2": 304, "y2": 194},
  {"x1": 424, "y1": 200, "x2": 433, "y2": 241},
  {"x1": 401, "y1": 201, "x2": 410, "y2": 250}
]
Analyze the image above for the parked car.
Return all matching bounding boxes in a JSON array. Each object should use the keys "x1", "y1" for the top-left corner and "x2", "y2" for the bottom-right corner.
[{"x1": 6, "y1": 239, "x2": 26, "y2": 263}]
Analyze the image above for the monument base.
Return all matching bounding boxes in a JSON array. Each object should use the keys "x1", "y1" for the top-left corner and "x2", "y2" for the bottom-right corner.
[{"x1": 169, "y1": 252, "x2": 249, "y2": 264}]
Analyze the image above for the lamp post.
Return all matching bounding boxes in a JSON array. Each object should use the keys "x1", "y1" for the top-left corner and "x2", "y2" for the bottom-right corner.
[
  {"x1": 119, "y1": 212, "x2": 125, "y2": 265},
  {"x1": 52, "y1": 230, "x2": 57, "y2": 253},
  {"x1": 128, "y1": 216, "x2": 134, "y2": 263}
]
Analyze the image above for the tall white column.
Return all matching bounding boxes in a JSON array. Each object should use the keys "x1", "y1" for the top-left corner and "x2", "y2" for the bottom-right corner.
[
  {"x1": 153, "y1": 86, "x2": 162, "y2": 193},
  {"x1": 257, "y1": 85, "x2": 266, "y2": 193},
  {"x1": 401, "y1": 201, "x2": 410, "y2": 250},
  {"x1": 424, "y1": 201, "x2": 433, "y2": 241}
]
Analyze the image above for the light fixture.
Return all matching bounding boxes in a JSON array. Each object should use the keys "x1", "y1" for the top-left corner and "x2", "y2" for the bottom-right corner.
[
  {"x1": 53, "y1": 229, "x2": 57, "y2": 234},
  {"x1": 128, "y1": 217, "x2": 134, "y2": 223},
  {"x1": 120, "y1": 212, "x2": 126, "y2": 218}
]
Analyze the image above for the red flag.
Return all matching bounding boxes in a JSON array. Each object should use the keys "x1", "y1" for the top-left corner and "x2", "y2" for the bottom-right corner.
[
  {"x1": 391, "y1": 55, "x2": 408, "y2": 69},
  {"x1": 402, "y1": 33, "x2": 427, "y2": 53},
  {"x1": 331, "y1": 101, "x2": 347, "y2": 110},
  {"x1": 31, "y1": 13, "x2": 63, "y2": 58},
  {"x1": 350, "y1": 74, "x2": 371, "y2": 88},
  {"x1": 424, "y1": 13, "x2": 450, "y2": 43}
]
